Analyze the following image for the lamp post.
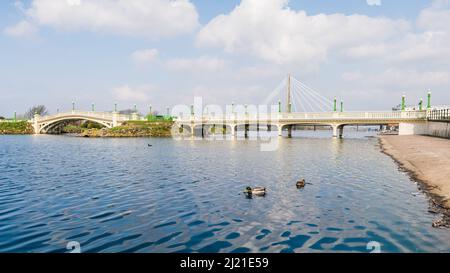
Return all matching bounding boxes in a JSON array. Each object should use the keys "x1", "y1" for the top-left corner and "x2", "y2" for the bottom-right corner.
[
  {"x1": 114, "y1": 103, "x2": 117, "y2": 113},
  {"x1": 91, "y1": 103, "x2": 95, "y2": 112},
  {"x1": 427, "y1": 91, "x2": 432, "y2": 109},
  {"x1": 72, "y1": 101, "x2": 75, "y2": 112},
  {"x1": 333, "y1": 97, "x2": 337, "y2": 112},
  {"x1": 278, "y1": 100, "x2": 281, "y2": 113},
  {"x1": 419, "y1": 98, "x2": 423, "y2": 111},
  {"x1": 340, "y1": 100, "x2": 344, "y2": 112},
  {"x1": 14, "y1": 111, "x2": 16, "y2": 122},
  {"x1": 402, "y1": 95, "x2": 406, "y2": 111}
]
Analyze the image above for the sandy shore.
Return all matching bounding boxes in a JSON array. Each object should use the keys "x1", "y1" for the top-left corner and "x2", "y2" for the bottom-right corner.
[{"x1": 380, "y1": 135, "x2": 450, "y2": 212}]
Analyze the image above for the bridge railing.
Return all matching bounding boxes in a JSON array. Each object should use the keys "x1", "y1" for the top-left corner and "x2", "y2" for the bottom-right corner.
[
  {"x1": 428, "y1": 109, "x2": 450, "y2": 122},
  {"x1": 176, "y1": 111, "x2": 428, "y2": 123},
  {"x1": 34, "y1": 111, "x2": 134, "y2": 121}
]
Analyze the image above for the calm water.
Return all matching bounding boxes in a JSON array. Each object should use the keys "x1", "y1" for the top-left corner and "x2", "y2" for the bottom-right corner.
[{"x1": 1, "y1": 131, "x2": 450, "y2": 253}]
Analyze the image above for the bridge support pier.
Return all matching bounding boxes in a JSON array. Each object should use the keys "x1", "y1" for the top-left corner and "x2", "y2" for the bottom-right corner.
[
  {"x1": 33, "y1": 114, "x2": 40, "y2": 134},
  {"x1": 230, "y1": 125, "x2": 236, "y2": 137},
  {"x1": 332, "y1": 125, "x2": 344, "y2": 138},
  {"x1": 399, "y1": 122, "x2": 427, "y2": 135},
  {"x1": 278, "y1": 125, "x2": 283, "y2": 137},
  {"x1": 339, "y1": 126, "x2": 344, "y2": 138},
  {"x1": 244, "y1": 124, "x2": 249, "y2": 138},
  {"x1": 287, "y1": 125, "x2": 293, "y2": 138},
  {"x1": 112, "y1": 112, "x2": 119, "y2": 127}
]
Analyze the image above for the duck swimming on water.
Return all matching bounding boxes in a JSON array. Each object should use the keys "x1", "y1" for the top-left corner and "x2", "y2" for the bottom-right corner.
[
  {"x1": 244, "y1": 186, "x2": 266, "y2": 196},
  {"x1": 296, "y1": 179, "x2": 306, "y2": 188}
]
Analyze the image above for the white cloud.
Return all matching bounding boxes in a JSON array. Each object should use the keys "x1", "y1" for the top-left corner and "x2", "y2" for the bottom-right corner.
[
  {"x1": 3, "y1": 20, "x2": 37, "y2": 38},
  {"x1": 342, "y1": 68, "x2": 449, "y2": 89},
  {"x1": 371, "y1": 69, "x2": 450, "y2": 87},
  {"x1": 131, "y1": 49, "x2": 159, "y2": 65},
  {"x1": 341, "y1": 71, "x2": 363, "y2": 82},
  {"x1": 112, "y1": 85, "x2": 154, "y2": 102},
  {"x1": 8, "y1": 0, "x2": 199, "y2": 38},
  {"x1": 166, "y1": 56, "x2": 227, "y2": 72},
  {"x1": 366, "y1": 0, "x2": 382, "y2": 6},
  {"x1": 196, "y1": 0, "x2": 409, "y2": 68}
]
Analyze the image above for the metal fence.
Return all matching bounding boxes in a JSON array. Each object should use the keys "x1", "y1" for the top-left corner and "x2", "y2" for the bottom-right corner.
[{"x1": 428, "y1": 109, "x2": 450, "y2": 121}]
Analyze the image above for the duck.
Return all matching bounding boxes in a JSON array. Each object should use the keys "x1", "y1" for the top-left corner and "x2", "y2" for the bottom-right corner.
[
  {"x1": 296, "y1": 179, "x2": 306, "y2": 188},
  {"x1": 244, "y1": 186, "x2": 266, "y2": 196}
]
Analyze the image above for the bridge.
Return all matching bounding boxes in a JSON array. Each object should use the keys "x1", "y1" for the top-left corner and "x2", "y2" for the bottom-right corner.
[
  {"x1": 175, "y1": 111, "x2": 428, "y2": 138},
  {"x1": 32, "y1": 111, "x2": 136, "y2": 134},
  {"x1": 30, "y1": 75, "x2": 446, "y2": 137}
]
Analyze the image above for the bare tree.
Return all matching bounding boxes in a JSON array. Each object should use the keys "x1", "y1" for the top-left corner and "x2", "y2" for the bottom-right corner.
[
  {"x1": 24, "y1": 105, "x2": 48, "y2": 119},
  {"x1": 119, "y1": 109, "x2": 135, "y2": 115}
]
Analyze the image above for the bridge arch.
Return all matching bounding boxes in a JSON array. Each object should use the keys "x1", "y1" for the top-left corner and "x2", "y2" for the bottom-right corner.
[{"x1": 35, "y1": 116, "x2": 114, "y2": 134}]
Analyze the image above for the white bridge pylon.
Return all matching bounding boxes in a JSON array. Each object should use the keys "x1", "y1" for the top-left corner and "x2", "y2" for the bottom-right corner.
[{"x1": 262, "y1": 74, "x2": 334, "y2": 113}]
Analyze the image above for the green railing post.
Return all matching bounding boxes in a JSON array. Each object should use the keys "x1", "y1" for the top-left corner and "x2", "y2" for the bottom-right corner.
[
  {"x1": 278, "y1": 100, "x2": 281, "y2": 113},
  {"x1": 333, "y1": 97, "x2": 337, "y2": 112},
  {"x1": 401, "y1": 95, "x2": 406, "y2": 111},
  {"x1": 427, "y1": 91, "x2": 431, "y2": 109},
  {"x1": 419, "y1": 98, "x2": 423, "y2": 111}
]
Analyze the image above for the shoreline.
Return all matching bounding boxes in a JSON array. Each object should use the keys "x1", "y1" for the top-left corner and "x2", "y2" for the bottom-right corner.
[{"x1": 379, "y1": 135, "x2": 450, "y2": 227}]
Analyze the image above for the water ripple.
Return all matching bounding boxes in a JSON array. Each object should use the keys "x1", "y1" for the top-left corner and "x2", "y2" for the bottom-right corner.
[{"x1": 1, "y1": 134, "x2": 450, "y2": 253}]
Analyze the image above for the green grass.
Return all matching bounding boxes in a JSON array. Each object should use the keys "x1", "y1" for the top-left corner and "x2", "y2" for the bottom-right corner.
[{"x1": 0, "y1": 121, "x2": 33, "y2": 134}]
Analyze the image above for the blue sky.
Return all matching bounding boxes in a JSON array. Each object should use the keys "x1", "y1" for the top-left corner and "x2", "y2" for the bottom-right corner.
[{"x1": 1, "y1": 0, "x2": 449, "y2": 117}]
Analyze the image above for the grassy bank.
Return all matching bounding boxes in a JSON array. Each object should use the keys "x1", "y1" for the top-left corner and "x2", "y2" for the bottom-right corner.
[
  {"x1": 0, "y1": 121, "x2": 33, "y2": 135},
  {"x1": 80, "y1": 120, "x2": 174, "y2": 137}
]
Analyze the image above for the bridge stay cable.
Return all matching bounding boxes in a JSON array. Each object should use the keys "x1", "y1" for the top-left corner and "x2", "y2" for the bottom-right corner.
[
  {"x1": 294, "y1": 85, "x2": 316, "y2": 112},
  {"x1": 294, "y1": 80, "x2": 333, "y2": 110},
  {"x1": 293, "y1": 82, "x2": 329, "y2": 112},
  {"x1": 292, "y1": 81, "x2": 328, "y2": 112},
  {"x1": 292, "y1": 78, "x2": 333, "y2": 106}
]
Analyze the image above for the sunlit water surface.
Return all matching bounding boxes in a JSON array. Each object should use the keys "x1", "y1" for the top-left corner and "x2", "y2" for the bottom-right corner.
[{"x1": 1, "y1": 130, "x2": 449, "y2": 253}]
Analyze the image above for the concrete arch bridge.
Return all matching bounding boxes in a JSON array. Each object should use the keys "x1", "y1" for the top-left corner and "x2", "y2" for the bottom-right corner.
[{"x1": 32, "y1": 111, "x2": 137, "y2": 134}]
